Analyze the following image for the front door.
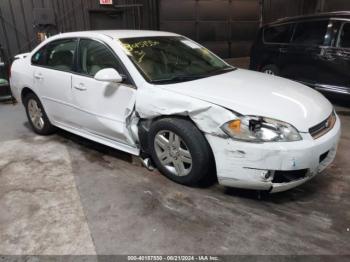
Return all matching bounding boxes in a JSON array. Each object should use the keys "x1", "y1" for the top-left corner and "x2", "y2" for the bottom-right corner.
[
  {"x1": 71, "y1": 38, "x2": 137, "y2": 149},
  {"x1": 321, "y1": 21, "x2": 350, "y2": 94},
  {"x1": 279, "y1": 20, "x2": 330, "y2": 85}
]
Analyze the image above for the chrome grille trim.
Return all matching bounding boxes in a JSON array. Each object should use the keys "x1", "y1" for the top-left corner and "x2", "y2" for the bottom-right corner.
[{"x1": 309, "y1": 111, "x2": 336, "y2": 139}]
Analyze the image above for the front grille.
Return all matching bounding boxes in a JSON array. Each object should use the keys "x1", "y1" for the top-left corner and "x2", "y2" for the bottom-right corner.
[{"x1": 309, "y1": 111, "x2": 336, "y2": 139}]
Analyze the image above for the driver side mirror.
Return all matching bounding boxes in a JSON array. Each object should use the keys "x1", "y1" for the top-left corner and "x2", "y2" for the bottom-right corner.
[{"x1": 94, "y1": 68, "x2": 124, "y2": 83}]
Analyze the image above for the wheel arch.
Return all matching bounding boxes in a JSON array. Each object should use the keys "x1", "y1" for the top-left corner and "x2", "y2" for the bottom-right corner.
[
  {"x1": 21, "y1": 88, "x2": 56, "y2": 135},
  {"x1": 138, "y1": 115, "x2": 193, "y2": 155},
  {"x1": 21, "y1": 87, "x2": 37, "y2": 102},
  {"x1": 137, "y1": 114, "x2": 217, "y2": 179}
]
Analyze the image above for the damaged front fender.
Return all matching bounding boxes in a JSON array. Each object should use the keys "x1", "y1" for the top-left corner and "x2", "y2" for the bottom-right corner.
[{"x1": 135, "y1": 86, "x2": 237, "y2": 135}]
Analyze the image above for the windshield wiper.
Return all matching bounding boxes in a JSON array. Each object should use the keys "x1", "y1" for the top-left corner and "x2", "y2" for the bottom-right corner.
[
  {"x1": 207, "y1": 66, "x2": 236, "y2": 75},
  {"x1": 151, "y1": 74, "x2": 207, "y2": 84},
  {"x1": 151, "y1": 67, "x2": 235, "y2": 84}
]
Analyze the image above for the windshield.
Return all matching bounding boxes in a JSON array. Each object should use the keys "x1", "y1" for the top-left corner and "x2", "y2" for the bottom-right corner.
[{"x1": 119, "y1": 36, "x2": 234, "y2": 84}]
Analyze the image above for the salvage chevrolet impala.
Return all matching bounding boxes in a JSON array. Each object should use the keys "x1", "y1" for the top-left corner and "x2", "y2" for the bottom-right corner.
[{"x1": 10, "y1": 30, "x2": 341, "y2": 193}]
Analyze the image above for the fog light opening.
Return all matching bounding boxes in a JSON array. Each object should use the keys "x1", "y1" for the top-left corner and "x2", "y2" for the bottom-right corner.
[{"x1": 261, "y1": 170, "x2": 275, "y2": 181}]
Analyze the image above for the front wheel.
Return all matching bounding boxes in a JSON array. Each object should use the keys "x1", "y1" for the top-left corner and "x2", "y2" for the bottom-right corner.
[
  {"x1": 149, "y1": 118, "x2": 215, "y2": 186},
  {"x1": 24, "y1": 93, "x2": 56, "y2": 135}
]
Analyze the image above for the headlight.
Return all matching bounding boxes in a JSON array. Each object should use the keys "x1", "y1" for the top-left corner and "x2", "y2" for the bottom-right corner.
[{"x1": 221, "y1": 116, "x2": 302, "y2": 142}]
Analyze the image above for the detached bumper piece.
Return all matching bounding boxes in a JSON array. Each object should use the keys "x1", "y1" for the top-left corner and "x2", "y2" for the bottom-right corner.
[
  {"x1": 269, "y1": 169, "x2": 311, "y2": 193},
  {"x1": 272, "y1": 169, "x2": 308, "y2": 183}
]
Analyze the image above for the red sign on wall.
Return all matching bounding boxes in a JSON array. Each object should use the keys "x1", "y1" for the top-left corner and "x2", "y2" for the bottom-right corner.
[{"x1": 100, "y1": 0, "x2": 113, "y2": 5}]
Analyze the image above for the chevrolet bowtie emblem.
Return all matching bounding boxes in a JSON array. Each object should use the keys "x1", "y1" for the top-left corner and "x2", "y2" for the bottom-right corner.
[{"x1": 325, "y1": 119, "x2": 330, "y2": 128}]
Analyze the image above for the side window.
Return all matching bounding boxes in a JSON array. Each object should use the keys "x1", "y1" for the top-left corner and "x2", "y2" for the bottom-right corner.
[
  {"x1": 328, "y1": 20, "x2": 341, "y2": 47},
  {"x1": 338, "y1": 23, "x2": 350, "y2": 48},
  {"x1": 291, "y1": 20, "x2": 329, "y2": 46},
  {"x1": 264, "y1": 24, "x2": 293, "y2": 43},
  {"x1": 31, "y1": 46, "x2": 47, "y2": 66},
  {"x1": 46, "y1": 39, "x2": 77, "y2": 71},
  {"x1": 78, "y1": 39, "x2": 123, "y2": 77}
]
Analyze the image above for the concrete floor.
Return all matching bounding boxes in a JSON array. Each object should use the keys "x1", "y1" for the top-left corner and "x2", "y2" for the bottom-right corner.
[{"x1": 0, "y1": 99, "x2": 349, "y2": 255}]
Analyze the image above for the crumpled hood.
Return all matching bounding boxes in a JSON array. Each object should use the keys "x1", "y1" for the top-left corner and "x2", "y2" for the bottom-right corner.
[{"x1": 159, "y1": 69, "x2": 333, "y2": 132}]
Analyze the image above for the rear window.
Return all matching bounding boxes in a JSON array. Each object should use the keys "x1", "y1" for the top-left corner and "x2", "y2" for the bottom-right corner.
[
  {"x1": 31, "y1": 38, "x2": 77, "y2": 71},
  {"x1": 264, "y1": 24, "x2": 293, "y2": 43},
  {"x1": 291, "y1": 20, "x2": 329, "y2": 46},
  {"x1": 31, "y1": 47, "x2": 46, "y2": 66},
  {"x1": 46, "y1": 39, "x2": 76, "y2": 71}
]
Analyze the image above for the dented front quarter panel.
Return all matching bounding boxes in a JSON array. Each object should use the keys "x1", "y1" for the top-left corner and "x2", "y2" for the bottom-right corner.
[{"x1": 135, "y1": 85, "x2": 236, "y2": 134}]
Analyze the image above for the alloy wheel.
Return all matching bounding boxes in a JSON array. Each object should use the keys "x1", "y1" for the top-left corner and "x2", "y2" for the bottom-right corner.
[
  {"x1": 154, "y1": 130, "x2": 192, "y2": 177},
  {"x1": 27, "y1": 99, "x2": 44, "y2": 130}
]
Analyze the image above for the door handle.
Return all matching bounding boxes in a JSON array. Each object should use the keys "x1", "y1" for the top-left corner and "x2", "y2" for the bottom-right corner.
[
  {"x1": 73, "y1": 83, "x2": 87, "y2": 91},
  {"x1": 34, "y1": 73, "x2": 43, "y2": 80}
]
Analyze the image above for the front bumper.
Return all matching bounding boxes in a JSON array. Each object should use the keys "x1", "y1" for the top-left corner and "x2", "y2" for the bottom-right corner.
[{"x1": 206, "y1": 115, "x2": 341, "y2": 193}]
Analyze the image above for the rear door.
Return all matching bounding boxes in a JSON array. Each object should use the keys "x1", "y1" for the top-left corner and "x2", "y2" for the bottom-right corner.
[
  {"x1": 279, "y1": 20, "x2": 330, "y2": 85},
  {"x1": 32, "y1": 38, "x2": 78, "y2": 127},
  {"x1": 71, "y1": 38, "x2": 137, "y2": 150}
]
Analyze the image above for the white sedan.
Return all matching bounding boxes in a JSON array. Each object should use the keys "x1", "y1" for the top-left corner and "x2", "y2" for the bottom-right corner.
[{"x1": 10, "y1": 30, "x2": 341, "y2": 193}]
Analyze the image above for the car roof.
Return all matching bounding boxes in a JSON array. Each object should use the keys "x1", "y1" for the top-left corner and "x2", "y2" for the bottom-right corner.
[
  {"x1": 50, "y1": 30, "x2": 180, "y2": 40},
  {"x1": 266, "y1": 11, "x2": 350, "y2": 26}
]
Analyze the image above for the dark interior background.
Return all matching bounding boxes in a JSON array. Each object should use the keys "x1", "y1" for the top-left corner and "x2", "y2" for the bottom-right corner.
[
  {"x1": 159, "y1": 0, "x2": 260, "y2": 58},
  {"x1": 1, "y1": 0, "x2": 350, "y2": 60}
]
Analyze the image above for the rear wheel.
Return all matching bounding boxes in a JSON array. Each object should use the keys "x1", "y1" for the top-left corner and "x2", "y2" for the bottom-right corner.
[
  {"x1": 149, "y1": 118, "x2": 215, "y2": 186},
  {"x1": 261, "y1": 64, "x2": 279, "y2": 76},
  {"x1": 24, "y1": 93, "x2": 56, "y2": 135}
]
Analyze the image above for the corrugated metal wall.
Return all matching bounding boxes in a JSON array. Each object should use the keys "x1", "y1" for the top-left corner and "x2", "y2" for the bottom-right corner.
[
  {"x1": 1, "y1": 0, "x2": 350, "y2": 60},
  {"x1": 325, "y1": 0, "x2": 350, "y2": 11},
  {"x1": 262, "y1": 0, "x2": 350, "y2": 23},
  {"x1": 262, "y1": 0, "x2": 305, "y2": 23},
  {"x1": 0, "y1": 0, "x2": 158, "y2": 59},
  {"x1": 159, "y1": 0, "x2": 261, "y2": 58}
]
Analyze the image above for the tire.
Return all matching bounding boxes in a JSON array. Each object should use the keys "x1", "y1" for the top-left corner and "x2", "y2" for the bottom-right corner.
[
  {"x1": 261, "y1": 64, "x2": 279, "y2": 76},
  {"x1": 24, "y1": 93, "x2": 56, "y2": 135},
  {"x1": 149, "y1": 117, "x2": 215, "y2": 187}
]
